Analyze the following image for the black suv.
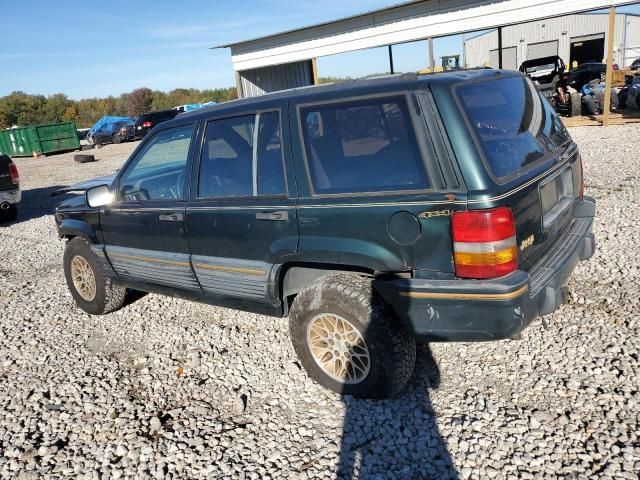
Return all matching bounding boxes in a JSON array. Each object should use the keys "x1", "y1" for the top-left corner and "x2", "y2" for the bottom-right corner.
[
  {"x1": 133, "y1": 109, "x2": 179, "y2": 139},
  {"x1": 55, "y1": 70, "x2": 596, "y2": 398},
  {"x1": 88, "y1": 121, "x2": 135, "y2": 146},
  {"x1": 0, "y1": 154, "x2": 20, "y2": 222}
]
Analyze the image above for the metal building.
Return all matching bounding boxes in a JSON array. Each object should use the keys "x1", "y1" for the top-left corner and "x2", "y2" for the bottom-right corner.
[
  {"x1": 215, "y1": 0, "x2": 637, "y2": 98},
  {"x1": 464, "y1": 13, "x2": 640, "y2": 70}
]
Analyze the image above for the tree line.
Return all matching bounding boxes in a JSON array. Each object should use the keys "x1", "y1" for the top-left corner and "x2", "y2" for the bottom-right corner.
[{"x1": 0, "y1": 87, "x2": 238, "y2": 129}]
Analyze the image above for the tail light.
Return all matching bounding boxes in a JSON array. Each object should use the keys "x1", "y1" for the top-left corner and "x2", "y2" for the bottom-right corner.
[
  {"x1": 142, "y1": 121, "x2": 153, "y2": 128},
  {"x1": 451, "y1": 206, "x2": 517, "y2": 279},
  {"x1": 579, "y1": 157, "x2": 584, "y2": 200},
  {"x1": 9, "y1": 163, "x2": 19, "y2": 185}
]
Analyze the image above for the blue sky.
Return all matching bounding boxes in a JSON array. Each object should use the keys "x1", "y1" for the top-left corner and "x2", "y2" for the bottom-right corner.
[
  {"x1": 0, "y1": 0, "x2": 466, "y2": 99},
  {"x1": 1, "y1": 1, "x2": 637, "y2": 99}
]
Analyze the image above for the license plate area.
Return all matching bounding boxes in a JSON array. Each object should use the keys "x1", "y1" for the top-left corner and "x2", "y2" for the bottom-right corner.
[{"x1": 540, "y1": 166, "x2": 574, "y2": 230}]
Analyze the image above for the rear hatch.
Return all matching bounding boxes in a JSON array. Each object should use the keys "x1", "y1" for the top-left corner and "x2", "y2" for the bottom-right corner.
[
  {"x1": 452, "y1": 74, "x2": 581, "y2": 271},
  {"x1": 0, "y1": 155, "x2": 18, "y2": 191}
]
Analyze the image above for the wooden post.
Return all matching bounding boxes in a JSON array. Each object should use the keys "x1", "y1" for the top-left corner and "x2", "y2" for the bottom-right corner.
[
  {"x1": 428, "y1": 37, "x2": 435, "y2": 71},
  {"x1": 311, "y1": 58, "x2": 319, "y2": 85},
  {"x1": 603, "y1": 5, "x2": 616, "y2": 126}
]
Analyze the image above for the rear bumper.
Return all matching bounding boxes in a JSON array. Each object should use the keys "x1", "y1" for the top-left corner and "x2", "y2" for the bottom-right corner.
[
  {"x1": 375, "y1": 197, "x2": 596, "y2": 342},
  {"x1": 0, "y1": 189, "x2": 21, "y2": 205}
]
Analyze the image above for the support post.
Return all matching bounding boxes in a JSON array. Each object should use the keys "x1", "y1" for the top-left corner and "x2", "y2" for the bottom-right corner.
[
  {"x1": 428, "y1": 37, "x2": 435, "y2": 71},
  {"x1": 311, "y1": 57, "x2": 319, "y2": 85},
  {"x1": 388, "y1": 45, "x2": 394, "y2": 74},
  {"x1": 234, "y1": 70, "x2": 244, "y2": 99},
  {"x1": 498, "y1": 27, "x2": 503, "y2": 69},
  {"x1": 603, "y1": 5, "x2": 616, "y2": 126}
]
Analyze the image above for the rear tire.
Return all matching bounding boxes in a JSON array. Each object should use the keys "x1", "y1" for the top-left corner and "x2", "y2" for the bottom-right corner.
[
  {"x1": 570, "y1": 92, "x2": 582, "y2": 117},
  {"x1": 582, "y1": 95, "x2": 598, "y2": 116},
  {"x1": 0, "y1": 204, "x2": 17, "y2": 223},
  {"x1": 288, "y1": 273, "x2": 416, "y2": 398},
  {"x1": 63, "y1": 237, "x2": 126, "y2": 315}
]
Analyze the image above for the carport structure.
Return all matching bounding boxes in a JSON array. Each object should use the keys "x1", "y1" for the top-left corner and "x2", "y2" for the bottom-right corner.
[{"x1": 216, "y1": 0, "x2": 638, "y2": 125}]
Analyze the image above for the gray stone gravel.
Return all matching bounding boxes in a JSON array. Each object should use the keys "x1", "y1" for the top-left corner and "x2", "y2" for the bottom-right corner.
[{"x1": 0, "y1": 126, "x2": 639, "y2": 479}]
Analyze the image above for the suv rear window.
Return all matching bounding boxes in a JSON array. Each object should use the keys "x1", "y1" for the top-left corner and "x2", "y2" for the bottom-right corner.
[
  {"x1": 456, "y1": 76, "x2": 570, "y2": 180},
  {"x1": 300, "y1": 96, "x2": 429, "y2": 195}
]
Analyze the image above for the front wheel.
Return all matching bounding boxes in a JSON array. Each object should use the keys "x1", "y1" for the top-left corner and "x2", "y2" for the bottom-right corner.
[
  {"x1": 63, "y1": 237, "x2": 126, "y2": 315},
  {"x1": 112, "y1": 134, "x2": 121, "y2": 144},
  {"x1": 289, "y1": 273, "x2": 416, "y2": 398}
]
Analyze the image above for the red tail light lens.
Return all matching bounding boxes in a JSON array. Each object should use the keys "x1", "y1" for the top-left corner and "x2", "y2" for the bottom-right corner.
[
  {"x1": 452, "y1": 206, "x2": 517, "y2": 279},
  {"x1": 142, "y1": 121, "x2": 153, "y2": 128},
  {"x1": 9, "y1": 163, "x2": 19, "y2": 185}
]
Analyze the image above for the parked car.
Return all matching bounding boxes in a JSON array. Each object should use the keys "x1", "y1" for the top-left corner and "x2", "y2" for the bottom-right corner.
[
  {"x1": 76, "y1": 128, "x2": 90, "y2": 141},
  {"x1": 87, "y1": 120, "x2": 135, "y2": 146},
  {"x1": 133, "y1": 109, "x2": 180, "y2": 139},
  {"x1": 564, "y1": 62, "x2": 618, "y2": 90},
  {"x1": 55, "y1": 70, "x2": 596, "y2": 398},
  {"x1": 0, "y1": 154, "x2": 20, "y2": 222},
  {"x1": 519, "y1": 55, "x2": 581, "y2": 117}
]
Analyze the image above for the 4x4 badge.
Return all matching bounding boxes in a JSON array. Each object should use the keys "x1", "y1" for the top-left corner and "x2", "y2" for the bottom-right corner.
[
  {"x1": 520, "y1": 234, "x2": 535, "y2": 251},
  {"x1": 418, "y1": 209, "x2": 450, "y2": 219}
]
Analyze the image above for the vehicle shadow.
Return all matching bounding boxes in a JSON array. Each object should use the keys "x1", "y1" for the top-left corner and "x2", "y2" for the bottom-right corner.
[
  {"x1": 0, "y1": 185, "x2": 69, "y2": 225},
  {"x1": 335, "y1": 281, "x2": 459, "y2": 479}
]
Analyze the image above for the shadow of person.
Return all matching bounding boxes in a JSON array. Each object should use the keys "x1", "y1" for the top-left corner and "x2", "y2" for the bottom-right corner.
[
  {"x1": 336, "y1": 342, "x2": 459, "y2": 479},
  {"x1": 314, "y1": 274, "x2": 460, "y2": 480}
]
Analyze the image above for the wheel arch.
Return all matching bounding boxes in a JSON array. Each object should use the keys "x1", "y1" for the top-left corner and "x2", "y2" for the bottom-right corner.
[
  {"x1": 278, "y1": 263, "x2": 374, "y2": 311},
  {"x1": 58, "y1": 218, "x2": 99, "y2": 243}
]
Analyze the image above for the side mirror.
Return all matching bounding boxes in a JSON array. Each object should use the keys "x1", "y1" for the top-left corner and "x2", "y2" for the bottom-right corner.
[{"x1": 86, "y1": 185, "x2": 113, "y2": 208}]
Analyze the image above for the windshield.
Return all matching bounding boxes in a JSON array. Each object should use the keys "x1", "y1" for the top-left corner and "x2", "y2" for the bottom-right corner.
[{"x1": 455, "y1": 76, "x2": 571, "y2": 180}]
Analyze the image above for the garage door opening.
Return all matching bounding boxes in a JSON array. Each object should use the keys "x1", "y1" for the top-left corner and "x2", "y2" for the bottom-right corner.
[
  {"x1": 527, "y1": 40, "x2": 559, "y2": 60},
  {"x1": 570, "y1": 34, "x2": 605, "y2": 66}
]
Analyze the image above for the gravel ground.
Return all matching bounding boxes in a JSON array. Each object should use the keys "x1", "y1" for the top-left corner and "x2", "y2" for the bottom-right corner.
[{"x1": 0, "y1": 127, "x2": 638, "y2": 480}]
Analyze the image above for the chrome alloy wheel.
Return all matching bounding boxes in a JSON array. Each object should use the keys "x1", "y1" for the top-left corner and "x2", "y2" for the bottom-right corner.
[
  {"x1": 71, "y1": 255, "x2": 96, "y2": 302},
  {"x1": 306, "y1": 313, "x2": 371, "y2": 384}
]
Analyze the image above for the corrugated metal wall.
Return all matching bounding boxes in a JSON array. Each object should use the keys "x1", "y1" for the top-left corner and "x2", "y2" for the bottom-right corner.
[
  {"x1": 464, "y1": 13, "x2": 635, "y2": 69},
  {"x1": 238, "y1": 60, "x2": 313, "y2": 98}
]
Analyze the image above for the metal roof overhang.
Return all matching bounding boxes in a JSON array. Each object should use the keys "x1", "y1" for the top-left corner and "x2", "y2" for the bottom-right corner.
[{"x1": 217, "y1": 0, "x2": 635, "y2": 71}]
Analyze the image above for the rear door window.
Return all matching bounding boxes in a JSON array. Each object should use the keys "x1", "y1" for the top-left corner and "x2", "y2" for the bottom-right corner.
[
  {"x1": 299, "y1": 96, "x2": 429, "y2": 195},
  {"x1": 455, "y1": 76, "x2": 570, "y2": 180},
  {"x1": 198, "y1": 112, "x2": 286, "y2": 198}
]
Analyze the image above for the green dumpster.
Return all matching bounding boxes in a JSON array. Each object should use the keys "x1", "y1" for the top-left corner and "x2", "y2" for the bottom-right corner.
[{"x1": 0, "y1": 121, "x2": 80, "y2": 157}]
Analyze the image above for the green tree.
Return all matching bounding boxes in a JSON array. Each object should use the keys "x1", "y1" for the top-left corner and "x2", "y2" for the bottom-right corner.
[{"x1": 125, "y1": 87, "x2": 153, "y2": 117}]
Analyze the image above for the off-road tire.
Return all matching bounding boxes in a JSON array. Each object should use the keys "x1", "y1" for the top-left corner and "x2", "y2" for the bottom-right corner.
[
  {"x1": 289, "y1": 273, "x2": 416, "y2": 398},
  {"x1": 570, "y1": 92, "x2": 582, "y2": 117},
  {"x1": 582, "y1": 95, "x2": 598, "y2": 116},
  {"x1": 63, "y1": 237, "x2": 126, "y2": 315},
  {"x1": 0, "y1": 204, "x2": 17, "y2": 223},
  {"x1": 81, "y1": 144, "x2": 95, "y2": 151},
  {"x1": 74, "y1": 154, "x2": 96, "y2": 164}
]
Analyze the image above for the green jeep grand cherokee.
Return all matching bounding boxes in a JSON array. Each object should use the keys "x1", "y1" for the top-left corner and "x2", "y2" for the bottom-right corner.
[{"x1": 55, "y1": 70, "x2": 595, "y2": 398}]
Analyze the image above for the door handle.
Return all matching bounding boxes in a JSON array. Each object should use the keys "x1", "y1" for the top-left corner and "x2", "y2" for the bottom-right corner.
[
  {"x1": 256, "y1": 210, "x2": 288, "y2": 221},
  {"x1": 158, "y1": 213, "x2": 184, "y2": 222}
]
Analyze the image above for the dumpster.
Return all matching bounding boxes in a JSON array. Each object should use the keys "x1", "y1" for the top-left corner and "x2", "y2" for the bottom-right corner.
[{"x1": 0, "y1": 121, "x2": 80, "y2": 157}]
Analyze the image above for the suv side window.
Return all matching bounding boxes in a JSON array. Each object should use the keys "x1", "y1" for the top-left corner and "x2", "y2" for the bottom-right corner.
[
  {"x1": 300, "y1": 96, "x2": 429, "y2": 195},
  {"x1": 198, "y1": 111, "x2": 285, "y2": 198},
  {"x1": 118, "y1": 124, "x2": 194, "y2": 202}
]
